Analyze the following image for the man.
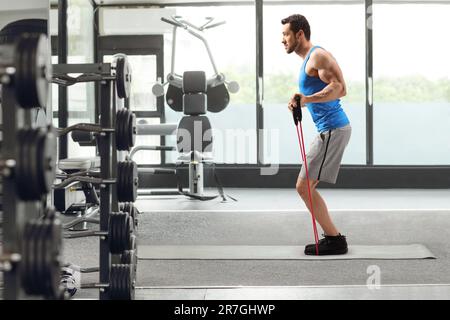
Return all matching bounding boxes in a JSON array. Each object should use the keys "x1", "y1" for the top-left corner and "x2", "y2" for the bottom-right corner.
[{"x1": 282, "y1": 14, "x2": 352, "y2": 255}]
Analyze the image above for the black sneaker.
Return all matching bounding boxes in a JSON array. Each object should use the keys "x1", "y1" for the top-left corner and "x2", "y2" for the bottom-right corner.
[{"x1": 304, "y1": 234, "x2": 348, "y2": 255}]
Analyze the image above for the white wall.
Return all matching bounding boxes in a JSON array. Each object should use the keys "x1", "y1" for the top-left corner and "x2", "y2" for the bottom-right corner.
[
  {"x1": 0, "y1": 0, "x2": 49, "y2": 30},
  {"x1": 100, "y1": 7, "x2": 176, "y2": 35}
]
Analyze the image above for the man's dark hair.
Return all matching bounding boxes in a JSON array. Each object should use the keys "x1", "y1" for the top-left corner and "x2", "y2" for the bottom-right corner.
[{"x1": 281, "y1": 14, "x2": 311, "y2": 41}]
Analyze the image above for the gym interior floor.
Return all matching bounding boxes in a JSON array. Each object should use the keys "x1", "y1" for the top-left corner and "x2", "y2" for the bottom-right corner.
[{"x1": 54, "y1": 188, "x2": 450, "y2": 300}]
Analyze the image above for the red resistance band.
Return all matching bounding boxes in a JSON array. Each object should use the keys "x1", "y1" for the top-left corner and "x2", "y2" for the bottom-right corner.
[{"x1": 293, "y1": 97, "x2": 319, "y2": 255}]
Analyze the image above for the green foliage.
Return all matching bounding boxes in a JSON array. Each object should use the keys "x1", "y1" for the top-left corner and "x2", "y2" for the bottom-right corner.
[
  {"x1": 221, "y1": 66, "x2": 450, "y2": 105},
  {"x1": 373, "y1": 75, "x2": 450, "y2": 103}
]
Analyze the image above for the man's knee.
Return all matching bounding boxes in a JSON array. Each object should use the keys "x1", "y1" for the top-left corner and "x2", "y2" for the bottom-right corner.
[{"x1": 296, "y1": 179, "x2": 318, "y2": 199}]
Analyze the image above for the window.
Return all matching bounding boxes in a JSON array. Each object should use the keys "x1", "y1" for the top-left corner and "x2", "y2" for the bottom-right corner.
[
  {"x1": 263, "y1": 3, "x2": 366, "y2": 165},
  {"x1": 66, "y1": 0, "x2": 95, "y2": 158},
  {"x1": 373, "y1": 4, "x2": 450, "y2": 165},
  {"x1": 161, "y1": 6, "x2": 257, "y2": 164}
]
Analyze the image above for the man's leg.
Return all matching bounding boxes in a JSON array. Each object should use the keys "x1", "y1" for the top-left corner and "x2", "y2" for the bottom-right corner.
[{"x1": 296, "y1": 177, "x2": 340, "y2": 236}]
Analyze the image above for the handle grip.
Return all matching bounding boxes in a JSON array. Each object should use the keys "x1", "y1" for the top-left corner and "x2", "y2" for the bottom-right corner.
[
  {"x1": 161, "y1": 17, "x2": 184, "y2": 28},
  {"x1": 293, "y1": 95, "x2": 302, "y2": 125}
]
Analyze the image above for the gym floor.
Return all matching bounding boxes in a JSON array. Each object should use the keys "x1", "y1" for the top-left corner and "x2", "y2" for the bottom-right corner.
[{"x1": 58, "y1": 188, "x2": 450, "y2": 300}]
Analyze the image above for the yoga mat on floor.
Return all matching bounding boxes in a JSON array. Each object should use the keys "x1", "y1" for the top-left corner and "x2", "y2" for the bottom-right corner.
[{"x1": 138, "y1": 244, "x2": 436, "y2": 260}]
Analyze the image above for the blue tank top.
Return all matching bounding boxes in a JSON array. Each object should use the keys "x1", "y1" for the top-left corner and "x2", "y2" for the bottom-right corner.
[{"x1": 299, "y1": 46, "x2": 350, "y2": 132}]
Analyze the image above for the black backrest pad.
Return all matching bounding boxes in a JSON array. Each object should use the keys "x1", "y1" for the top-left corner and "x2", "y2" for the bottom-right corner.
[
  {"x1": 176, "y1": 115, "x2": 212, "y2": 153},
  {"x1": 183, "y1": 71, "x2": 206, "y2": 93}
]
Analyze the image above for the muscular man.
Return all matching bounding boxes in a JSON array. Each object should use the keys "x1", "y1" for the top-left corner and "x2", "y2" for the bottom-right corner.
[{"x1": 282, "y1": 14, "x2": 352, "y2": 255}]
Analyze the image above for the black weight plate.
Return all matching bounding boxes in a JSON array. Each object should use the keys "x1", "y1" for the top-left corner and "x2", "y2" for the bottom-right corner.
[
  {"x1": 115, "y1": 213, "x2": 123, "y2": 253},
  {"x1": 46, "y1": 216, "x2": 62, "y2": 298},
  {"x1": 110, "y1": 264, "x2": 134, "y2": 300},
  {"x1": 21, "y1": 222, "x2": 34, "y2": 293},
  {"x1": 39, "y1": 221, "x2": 50, "y2": 295},
  {"x1": 115, "y1": 109, "x2": 127, "y2": 151},
  {"x1": 110, "y1": 264, "x2": 133, "y2": 300},
  {"x1": 110, "y1": 212, "x2": 127, "y2": 254},
  {"x1": 115, "y1": 56, "x2": 124, "y2": 98},
  {"x1": 115, "y1": 109, "x2": 122, "y2": 150},
  {"x1": 124, "y1": 213, "x2": 132, "y2": 251},
  {"x1": 120, "y1": 251, "x2": 130, "y2": 264},
  {"x1": 130, "y1": 161, "x2": 138, "y2": 202},
  {"x1": 122, "y1": 203, "x2": 131, "y2": 214},
  {"x1": 117, "y1": 161, "x2": 137, "y2": 203},
  {"x1": 14, "y1": 34, "x2": 30, "y2": 108},
  {"x1": 16, "y1": 128, "x2": 53, "y2": 200},
  {"x1": 119, "y1": 213, "x2": 126, "y2": 252},
  {"x1": 28, "y1": 222, "x2": 40, "y2": 293},
  {"x1": 15, "y1": 130, "x2": 29, "y2": 199},
  {"x1": 32, "y1": 221, "x2": 45, "y2": 294},
  {"x1": 116, "y1": 162, "x2": 123, "y2": 201},
  {"x1": 117, "y1": 162, "x2": 126, "y2": 202},
  {"x1": 108, "y1": 213, "x2": 118, "y2": 254},
  {"x1": 129, "y1": 205, "x2": 138, "y2": 229},
  {"x1": 34, "y1": 34, "x2": 50, "y2": 109},
  {"x1": 16, "y1": 129, "x2": 29, "y2": 199},
  {"x1": 127, "y1": 264, "x2": 135, "y2": 300},
  {"x1": 42, "y1": 219, "x2": 53, "y2": 297},
  {"x1": 127, "y1": 110, "x2": 136, "y2": 149},
  {"x1": 35, "y1": 129, "x2": 47, "y2": 196},
  {"x1": 121, "y1": 109, "x2": 131, "y2": 151},
  {"x1": 24, "y1": 221, "x2": 38, "y2": 294},
  {"x1": 108, "y1": 213, "x2": 115, "y2": 253},
  {"x1": 115, "y1": 56, "x2": 131, "y2": 99},
  {"x1": 120, "y1": 250, "x2": 132, "y2": 264},
  {"x1": 15, "y1": 34, "x2": 49, "y2": 109},
  {"x1": 109, "y1": 264, "x2": 121, "y2": 299},
  {"x1": 129, "y1": 234, "x2": 136, "y2": 252},
  {"x1": 0, "y1": 19, "x2": 47, "y2": 44},
  {"x1": 39, "y1": 128, "x2": 57, "y2": 195},
  {"x1": 119, "y1": 108, "x2": 128, "y2": 151},
  {"x1": 207, "y1": 83, "x2": 230, "y2": 113},
  {"x1": 166, "y1": 84, "x2": 183, "y2": 112},
  {"x1": 27, "y1": 129, "x2": 41, "y2": 199},
  {"x1": 121, "y1": 242, "x2": 137, "y2": 273},
  {"x1": 125, "y1": 162, "x2": 133, "y2": 202}
]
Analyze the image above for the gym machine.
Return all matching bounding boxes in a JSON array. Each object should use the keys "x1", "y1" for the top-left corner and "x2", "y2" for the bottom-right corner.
[{"x1": 142, "y1": 16, "x2": 239, "y2": 201}]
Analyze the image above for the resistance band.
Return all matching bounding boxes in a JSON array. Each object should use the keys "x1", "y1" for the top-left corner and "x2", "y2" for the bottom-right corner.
[{"x1": 293, "y1": 96, "x2": 319, "y2": 255}]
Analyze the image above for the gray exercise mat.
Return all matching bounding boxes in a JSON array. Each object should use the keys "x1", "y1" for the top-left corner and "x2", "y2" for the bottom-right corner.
[{"x1": 138, "y1": 244, "x2": 435, "y2": 260}]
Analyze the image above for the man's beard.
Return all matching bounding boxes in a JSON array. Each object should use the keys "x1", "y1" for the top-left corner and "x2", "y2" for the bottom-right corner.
[{"x1": 287, "y1": 40, "x2": 298, "y2": 54}]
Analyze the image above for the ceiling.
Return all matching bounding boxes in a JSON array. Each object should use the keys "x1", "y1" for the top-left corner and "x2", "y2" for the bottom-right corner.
[{"x1": 49, "y1": 0, "x2": 450, "y2": 6}]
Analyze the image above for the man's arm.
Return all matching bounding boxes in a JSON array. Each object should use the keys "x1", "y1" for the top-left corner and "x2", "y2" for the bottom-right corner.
[{"x1": 302, "y1": 49, "x2": 347, "y2": 104}]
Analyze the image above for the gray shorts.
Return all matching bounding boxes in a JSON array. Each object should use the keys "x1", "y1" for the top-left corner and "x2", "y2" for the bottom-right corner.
[{"x1": 299, "y1": 124, "x2": 351, "y2": 184}]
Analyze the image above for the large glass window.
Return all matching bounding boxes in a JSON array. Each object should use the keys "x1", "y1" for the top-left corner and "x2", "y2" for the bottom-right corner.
[
  {"x1": 373, "y1": 4, "x2": 450, "y2": 165},
  {"x1": 161, "y1": 6, "x2": 257, "y2": 164},
  {"x1": 263, "y1": 4, "x2": 366, "y2": 165},
  {"x1": 66, "y1": 0, "x2": 95, "y2": 158}
]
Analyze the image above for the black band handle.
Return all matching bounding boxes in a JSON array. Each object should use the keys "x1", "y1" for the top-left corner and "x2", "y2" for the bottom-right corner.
[{"x1": 293, "y1": 95, "x2": 302, "y2": 125}]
